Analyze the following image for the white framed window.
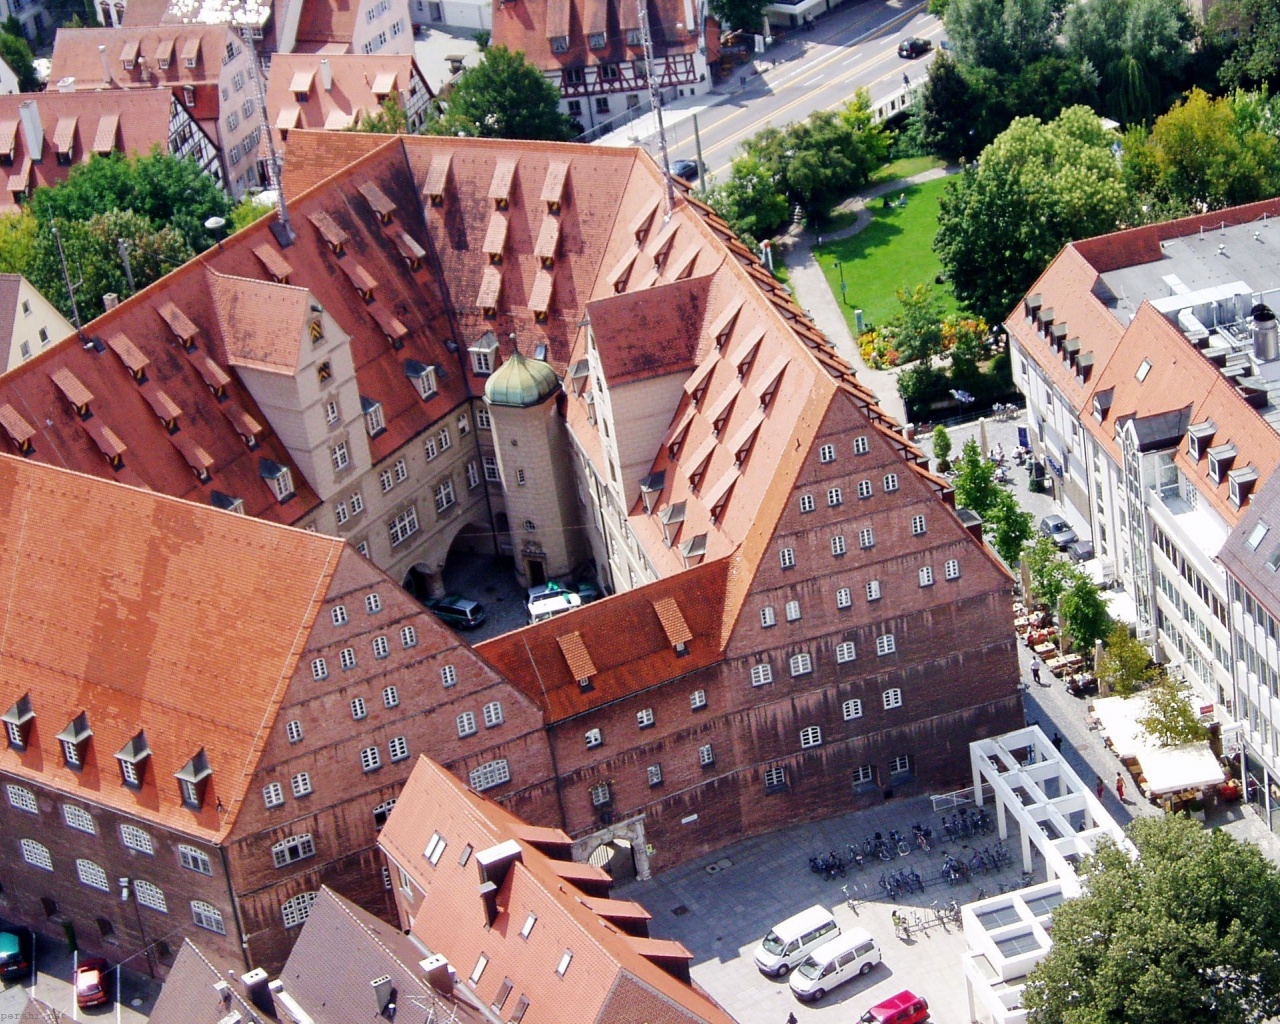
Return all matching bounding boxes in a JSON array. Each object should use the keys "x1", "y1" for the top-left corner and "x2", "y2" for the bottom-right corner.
[
  {"x1": 394, "y1": 459, "x2": 408, "y2": 483},
  {"x1": 77, "y1": 859, "x2": 109, "y2": 890},
  {"x1": 311, "y1": 658, "x2": 328, "y2": 681},
  {"x1": 750, "y1": 663, "x2": 773, "y2": 686},
  {"x1": 336, "y1": 502, "x2": 349, "y2": 526},
  {"x1": 890, "y1": 754, "x2": 913, "y2": 776},
  {"x1": 483, "y1": 455, "x2": 500, "y2": 482},
  {"x1": 287, "y1": 720, "x2": 303, "y2": 743},
  {"x1": 852, "y1": 764, "x2": 875, "y2": 785},
  {"x1": 883, "y1": 473, "x2": 899, "y2": 492},
  {"x1": 325, "y1": 400, "x2": 340, "y2": 425},
  {"x1": 854, "y1": 436, "x2": 869, "y2": 454},
  {"x1": 790, "y1": 652, "x2": 813, "y2": 676},
  {"x1": 272, "y1": 834, "x2": 316, "y2": 868},
  {"x1": 373, "y1": 636, "x2": 390, "y2": 659},
  {"x1": 883, "y1": 686, "x2": 903, "y2": 708},
  {"x1": 836, "y1": 587, "x2": 852, "y2": 609},
  {"x1": 438, "y1": 427, "x2": 452, "y2": 452},
  {"x1": 424, "y1": 831, "x2": 447, "y2": 865},
  {"x1": 799, "y1": 494, "x2": 816, "y2": 513},
  {"x1": 457, "y1": 413, "x2": 470, "y2": 436},
  {"x1": 331, "y1": 605, "x2": 348, "y2": 626},
  {"x1": 819, "y1": 443, "x2": 836, "y2": 463},
  {"x1": 828, "y1": 487, "x2": 843, "y2": 507},
  {"x1": 647, "y1": 764, "x2": 663, "y2": 786},
  {"x1": 866, "y1": 580, "x2": 882, "y2": 601},
  {"x1": 476, "y1": 406, "x2": 491, "y2": 429},
  {"x1": 389, "y1": 736, "x2": 410, "y2": 762},
  {"x1": 380, "y1": 469, "x2": 395, "y2": 493},
  {"x1": 361, "y1": 746, "x2": 382, "y2": 772},
  {"x1": 785, "y1": 600, "x2": 801, "y2": 621},
  {"x1": 389, "y1": 506, "x2": 420, "y2": 546},
  {"x1": 690, "y1": 689, "x2": 707, "y2": 710},
  {"x1": 469, "y1": 759, "x2": 511, "y2": 791},
  {"x1": 357, "y1": 541, "x2": 370, "y2": 557},
  {"x1": 263, "y1": 783, "x2": 284, "y2": 808},
  {"x1": 878, "y1": 636, "x2": 898, "y2": 658},
  {"x1": 350, "y1": 492, "x2": 364, "y2": 515},
  {"x1": 441, "y1": 665, "x2": 458, "y2": 687},
  {"x1": 699, "y1": 743, "x2": 714, "y2": 766},
  {"x1": 351, "y1": 697, "x2": 368, "y2": 720},
  {"x1": 911, "y1": 514, "x2": 927, "y2": 536},
  {"x1": 483, "y1": 701, "x2": 504, "y2": 727},
  {"x1": 179, "y1": 846, "x2": 213, "y2": 875},
  {"x1": 835, "y1": 640, "x2": 856, "y2": 663},
  {"x1": 467, "y1": 461, "x2": 480, "y2": 488},
  {"x1": 859, "y1": 528, "x2": 875, "y2": 549},
  {"x1": 457, "y1": 712, "x2": 477, "y2": 737},
  {"x1": 383, "y1": 685, "x2": 399, "y2": 708},
  {"x1": 121, "y1": 825, "x2": 154, "y2": 855},
  {"x1": 636, "y1": 708, "x2": 655, "y2": 728},
  {"x1": 764, "y1": 765, "x2": 787, "y2": 791},
  {"x1": 843, "y1": 698, "x2": 864, "y2": 720},
  {"x1": 340, "y1": 648, "x2": 357, "y2": 670},
  {"x1": 424, "y1": 436, "x2": 438, "y2": 460},
  {"x1": 62, "y1": 804, "x2": 95, "y2": 834},
  {"x1": 20, "y1": 838, "x2": 52, "y2": 870},
  {"x1": 945, "y1": 559, "x2": 961, "y2": 580},
  {"x1": 858, "y1": 480, "x2": 873, "y2": 499},
  {"x1": 331, "y1": 441, "x2": 350, "y2": 472},
  {"x1": 374, "y1": 799, "x2": 398, "y2": 828},
  {"x1": 191, "y1": 901, "x2": 225, "y2": 933},
  {"x1": 365, "y1": 593, "x2": 382, "y2": 614},
  {"x1": 585, "y1": 728, "x2": 602, "y2": 749},
  {"x1": 760, "y1": 606, "x2": 776, "y2": 627},
  {"x1": 590, "y1": 782, "x2": 611, "y2": 806},
  {"x1": 435, "y1": 480, "x2": 456, "y2": 513},
  {"x1": 831, "y1": 535, "x2": 847, "y2": 556},
  {"x1": 779, "y1": 547, "x2": 795, "y2": 569},
  {"x1": 282, "y1": 892, "x2": 318, "y2": 929},
  {"x1": 133, "y1": 880, "x2": 167, "y2": 913},
  {"x1": 291, "y1": 772, "x2": 312, "y2": 798},
  {"x1": 382, "y1": 866, "x2": 393, "y2": 890},
  {"x1": 7, "y1": 785, "x2": 36, "y2": 814},
  {"x1": 400, "y1": 625, "x2": 418, "y2": 648},
  {"x1": 919, "y1": 566, "x2": 935, "y2": 587},
  {"x1": 799, "y1": 725, "x2": 822, "y2": 749},
  {"x1": 364, "y1": 402, "x2": 385, "y2": 437}
]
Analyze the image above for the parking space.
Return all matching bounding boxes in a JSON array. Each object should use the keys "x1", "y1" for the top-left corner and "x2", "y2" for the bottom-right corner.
[{"x1": 616, "y1": 794, "x2": 1037, "y2": 1024}]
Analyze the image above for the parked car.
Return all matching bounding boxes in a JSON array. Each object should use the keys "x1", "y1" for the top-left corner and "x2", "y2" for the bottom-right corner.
[
  {"x1": 861, "y1": 990, "x2": 930, "y2": 1024},
  {"x1": 1066, "y1": 538, "x2": 1094, "y2": 562},
  {"x1": 671, "y1": 159, "x2": 700, "y2": 182},
  {"x1": 424, "y1": 595, "x2": 487, "y2": 629},
  {"x1": 897, "y1": 37, "x2": 931, "y2": 58},
  {"x1": 1039, "y1": 514, "x2": 1078, "y2": 550},
  {"x1": 527, "y1": 581, "x2": 572, "y2": 603},
  {"x1": 75, "y1": 957, "x2": 111, "y2": 1008},
  {"x1": 0, "y1": 931, "x2": 30, "y2": 981},
  {"x1": 527, "y1": 590, "x2": 582, "y2": 623},
  {"x1": 575, "y1": 581, "x2": 603, "y2": 604}
]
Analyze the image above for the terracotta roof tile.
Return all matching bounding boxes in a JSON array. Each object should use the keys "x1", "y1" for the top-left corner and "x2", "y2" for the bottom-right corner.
[
  {"x1": 209, "y1": 270, "x2": 311, "y2": 374},
  {"x1": 105, "y1": 332, "x2": 150, "y2": 376},
  {"x1": 91, "y1": 113, "x2": 118, "y2": 154},
  {"x1": 556, "y1": 630, "x2": 597, "y2": 679},
  {"x1": 588, "y1": 276, "x2": 711, "y2": 385},
  {"x1": 652, "y1": 596, "x2": 692, "y2": 645},
  {"x1": 49, "y1": 26, "x2": 238, "y2": 88}
]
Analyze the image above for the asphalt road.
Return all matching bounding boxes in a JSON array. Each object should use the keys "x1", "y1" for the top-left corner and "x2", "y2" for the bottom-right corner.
[{"x1": 629, "y1": 0, "x2": 945, "y2": 181}]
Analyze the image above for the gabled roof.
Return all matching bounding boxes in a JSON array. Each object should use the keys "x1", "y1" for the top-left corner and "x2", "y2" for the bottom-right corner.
[
  {"x1": 208, "y1": 270, "x2": 313, "y2": 374},
  {"x1": 0, "y1": 273, "x2": 25, "y2": 367},
  {"x1": 587, "y1": 274, "x2": 711, "y2": 385},
  {"x1": 148, "y1": 940, "x2": 261, "y2": 1024},
  {"x1": 49, "y1": 25, "x2": 241, "y2": 88},
  {"x1": 0, "y1": 454, "x2": 344, "y2": 842},
  {"x1": 380, "y1": 756, "x2": 736, "y2": 1024}
]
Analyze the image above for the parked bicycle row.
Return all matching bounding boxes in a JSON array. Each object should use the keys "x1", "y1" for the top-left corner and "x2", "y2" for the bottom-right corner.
[{"x1": 807, "y1": 812, "x2": 998, "y2": 880}]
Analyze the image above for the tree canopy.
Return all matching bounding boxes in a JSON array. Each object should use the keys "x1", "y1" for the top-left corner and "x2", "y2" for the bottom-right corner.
[
  {"x1": 707, "y1": 0, "x2": 768, "y2": 32},
  {"x1": 1210, "y1": 0, "x2": 1280, "y2": 92},
  {"x1": 0, "y1": 32, "x2": 39, "y2": 92},
  {"x1": 944, "y1": 0, "x2": 1056, "y2": 72},
  {"x1": 989, "y1": 488, "x2": 1034, "y2": 566},
  {"x1": 704, "y1": 153, "x2": 790, "y2": 248},
  {"x1": 430, "y1": 46, "x2": 576, "y2": 141},
  {"x1": 1024, "y1": 815, "x2": 1280, "y2": 1024},
  {"x1": 1096, "y1": 623, "x2": 1158, "y2": 696},
  {"x1": 953, "y1": 438, "x2": 1000, "y2": 519},
  {"x1": 1058, "y1": 570, "x2": 1110, "y2": 650}
]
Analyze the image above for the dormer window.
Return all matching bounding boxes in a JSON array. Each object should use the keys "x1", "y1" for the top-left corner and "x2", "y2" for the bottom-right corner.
[
  {"x1": 626, "y1": 28, "x2": 641, "y2": 44},
  {"x1": 1207, "y1": 442, "x2": 1236, "y2": 484},
  {"x1": 260, "y1": 459, "x2": 296, "y2": 502},
  {"x1": 183, "y1": 85, "x2": 196, "y2": 106},
  {"x1": 175, "y1": 749, "x2": 212, "y2": 809},
  {"x1": 2, "y1": 694, "x2": 34, "y2": 750},
  {"x1": 115, "y1": 730, "x2": 150, "y2": 789},
  {"x1": 639, "y1": 471, "x2": 664, "y2": 514},
  {"x1": 659, "y1": 501, "x2": 685, "y2": 546},
  {"x1": 588, "y1": 31, "x2": 606, "y2": 48},
  {"x1": 362, "y1": 397, "x2": 386, "y2": 437},
  {"x1": 405, "y1": 360, "x2": 438, "y2": 400},
  {"x1": 56, "y1": 712, "x2": 92, "y2": 770},
  {"x1": 1188, "y1": 421, "x2": 1216, "y2": 461},
  {"x1": 1229, "y1": 465, "x2": 1259, "y2": 508},
  {"x1": 551, "y1": 35, "x2": 568, "y2": 52},
  {"x1": 211, "y1": 491, "x2": 245, "y2": 515},
  {"x1": 470, "y1": 333, "x2": 499, "y2": 376},
  {"x1": 1092, "y1": 388, "x2": 1114, "y2": 424}
]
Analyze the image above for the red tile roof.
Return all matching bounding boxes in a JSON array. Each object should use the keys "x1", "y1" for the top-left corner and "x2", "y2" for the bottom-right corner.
[
  {"x1": 0, "y1": 454, "x2": 344, "y2": 842},
  {"x1": 49, "y1": 26, "x2": 240, "y2": 88},
  {"x1": 587, "y1": 275, "x2": 710, "y2": 385},
  {"x1": 380, "y1": 756, "x2": 737, "y2": 1024}
]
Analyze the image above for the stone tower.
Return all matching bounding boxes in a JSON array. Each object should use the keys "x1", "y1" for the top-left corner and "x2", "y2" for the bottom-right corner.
[{"x1": 484, "y1": 348, "x2": 588, "y2": 589}]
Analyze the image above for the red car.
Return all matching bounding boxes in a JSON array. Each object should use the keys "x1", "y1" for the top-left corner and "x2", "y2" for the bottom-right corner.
[
  {"x1": 74, "y1": 957, "x2": 111, "y2": 1009},
  {"x1": 861, "y1": 990, "x2": 929, "y2": 1024}
]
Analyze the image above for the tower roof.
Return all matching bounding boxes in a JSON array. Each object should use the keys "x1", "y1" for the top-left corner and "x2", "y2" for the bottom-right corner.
[{"x1": 484, "y1": 348, "x2": 559, "y2": 407}]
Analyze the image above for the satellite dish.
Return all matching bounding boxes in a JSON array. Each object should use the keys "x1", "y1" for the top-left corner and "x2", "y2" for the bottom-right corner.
[{"x1": 205, "y1": 216, "x2": 227, "y2": 233}]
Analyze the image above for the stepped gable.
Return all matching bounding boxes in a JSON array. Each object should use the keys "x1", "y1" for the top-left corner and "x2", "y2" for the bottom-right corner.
[{"x1": 0, "y1": 454, "x2": 343, "y2": 841}]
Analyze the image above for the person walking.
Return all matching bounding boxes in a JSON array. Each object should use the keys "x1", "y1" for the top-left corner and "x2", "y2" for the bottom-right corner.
[
  {"x1": 786, "y1": 1014, "x2": 799, "y2": 1024},
  {"x1": 1031, "y1": 661, "x2": 1041, "y2": 686},
  {"x1": 1052, "y1": 731, "x2": 1063, "y2": 751},
  {"x1": 1096, "y1": 775, "x2": 1105, "y2": 800},
  {"x1": 1115, "y1": 772, "x2": 1125, "y2": 802}
]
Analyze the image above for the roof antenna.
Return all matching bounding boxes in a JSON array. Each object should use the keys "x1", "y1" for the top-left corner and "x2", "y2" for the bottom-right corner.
[
  {"x1": 241, "y1": 28, "x2": 295, "y2": 248},
  {"x1": 638, "y1": 0, "x2": 676, "y2": 217}
]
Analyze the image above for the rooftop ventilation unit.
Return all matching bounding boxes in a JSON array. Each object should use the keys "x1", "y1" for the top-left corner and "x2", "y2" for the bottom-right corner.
[{"x1": 1253, "y1": 304, "x2": 1278, "y2": 362}]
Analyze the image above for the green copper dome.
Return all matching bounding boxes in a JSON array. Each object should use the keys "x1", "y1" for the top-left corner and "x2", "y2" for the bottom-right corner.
[{"x1": 483, "y1": 349, "x2": 559, "y2": 408}]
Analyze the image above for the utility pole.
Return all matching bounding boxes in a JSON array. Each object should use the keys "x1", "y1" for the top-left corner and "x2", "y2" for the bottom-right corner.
[
  {"x1": 117, "y1": 237, "x2": 136, "y2": 296},
  {"x1": 692, "y1": 113, "x2": 706, "y2": 190},
  {"x1": 638, "y1": 0, "x2": 675, "y2": 216},
  {"x1": 51, "y1": 224, "x2": 82, "y2": 329},
  {"x1": 241, "y1": 28, "x2": 296, "y2": 248}
]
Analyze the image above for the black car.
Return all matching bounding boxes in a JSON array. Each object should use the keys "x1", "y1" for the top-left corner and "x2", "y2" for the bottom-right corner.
[
  {"x1": 897, "y1": 37, "x2": 931, "y2": 58},
  {"x1": 0, "y1": 931, "x2": 31, "y2": 981},
  {"x1": 671, "y1": 159, "x2": 700, "y2": 183},
  {"x1": 424, "y1": 595, "x2": 487, "y2": 629}
]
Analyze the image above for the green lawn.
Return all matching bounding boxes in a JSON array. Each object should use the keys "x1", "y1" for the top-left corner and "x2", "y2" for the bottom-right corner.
[
  {"x1": 869, "y1": 155, "x2": 946, "y2": 187},
  {"x1": 813, "y1": 175, "x2": 957, "y2": 331}
]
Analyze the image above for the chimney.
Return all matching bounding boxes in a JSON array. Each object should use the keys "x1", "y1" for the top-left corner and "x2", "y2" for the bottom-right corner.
[
  {"x1": 419, "y1": 955, "x2": 454, "y2": 996},
  {"x1": 475, "y1": 839, "x2": 522, "y2": 890},
  {"x1": 370, "y1": 975, "x2": 396, "y2": 1016},
  {"x1": 98, "y1": 44, "x2": 111, "y2": 84},
  {"x1": 102, "y1": 293, "x2": 119, "y2": 311},
  {"x1": 319, "y1": 58, "x2": 332, "y2": 91},
  {"x1": 56, "y1": 77, "x2": 76, "y2": 92},
  {"x1": 17, "y1": 101, "x2": 41, "y2": 163},
  {"x1": 239, "y1": 968, "x2": 274, "y2": 1017},
  {"x1": 478, "y1": 880, "x2": 499, "y2": 926},
  {"x1": 1252, "y1": 304, "x2": 1278, "y2": 362},
  {"x1": 213, "y1": 980, "x2": 232, "y2": 1008}
]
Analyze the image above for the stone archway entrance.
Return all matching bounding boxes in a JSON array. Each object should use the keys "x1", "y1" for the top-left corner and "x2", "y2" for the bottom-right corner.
[{"x1": 573, "y1": 815, "x2": 651, "y2": 881}]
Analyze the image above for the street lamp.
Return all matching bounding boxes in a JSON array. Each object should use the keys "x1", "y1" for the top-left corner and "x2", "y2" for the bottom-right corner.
[
  {"x1": 835, "y1": 260, "x2": 847, "y2": 305},
  {"x1": 119, "y1": 878, "x2": 155, "y2": 979}
]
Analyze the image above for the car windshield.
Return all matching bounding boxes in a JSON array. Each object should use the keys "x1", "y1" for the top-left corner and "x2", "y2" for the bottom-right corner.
[
  {"x1": 761, "y1": 931, "x2": 785, "y2": 955},
  {"x1": 795, "y1": 957, "x2": 825, "y2": 980}
]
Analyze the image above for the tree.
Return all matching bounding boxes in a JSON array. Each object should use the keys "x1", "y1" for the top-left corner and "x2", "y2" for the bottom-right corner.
[
  {"x1": 988, "y1": 488, "x2": 1034, "y2": 566},
  {"x1": 918, "y1": 54, "x2": 985, "y2": 161},
  {"x1": 29, "y1": 150, "x2": 230, "y2": 255},
  {"x1": 708, "y1": 0, "x2": 768, "y2": 32},
  {"x1": 1025, "y1": 534, "x2": 1072, "y2": 608},
  {"x1": 0, "y1": 209, "x2": 36, "y2": 275},
  {"x1": 886, "y1": 283, "x2": 944, "y2": 363},
  {"x1": 953, "y1": 438, "x2": 1000, "y2": 519},
  {"x1": 26, "y1": 211, "x2": 192, "y2": 322},
  {"x1": 0, "y1": 32, "x2": 39, "y2": 92},
  {"x1": 430, "y1": 47, "x2": 575, "y2": 141},
  {"x1": 229, "y1": 194, "x2": 273, "y2": 233},
  {"x1": 350, "y1": 94, "x2": 409, "y2": 134},
  {"x1": 931, "y1": 424, "x2": 953, "y2": 471},
  {"x1": 934, "y1": 106, "x2": 1127, "y2": 323},
  {"x1": 1003, "y1": 54, "x2": 1099, "y2": 123},
  {"x1": 1096, "y1": 623, "x2": 1159, "y2": 696},
  {"x1": 1058, "y1": 570, "x2": 1110, "y2": 650},
  {"x1": 1137, "y1": 677, "x2": 1210, "y2": 747},
  {"x1": 1211, "y1": 0, "x2": 1280, "y2": 92},
  {"x1": 1024, "y1": 815, "x2": 1280, "y2": 1024},
  {"x1": 945, "y1": 0, "x2": 1055, "y2": 72},
  {"x1": 704, "y1": 154, "x2": 789, "y2": 247}
]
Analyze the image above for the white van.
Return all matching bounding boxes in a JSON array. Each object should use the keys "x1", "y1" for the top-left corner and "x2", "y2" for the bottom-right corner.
[
  {"x1": 754, "y1": 906, "x2": 840, "y2": 977},
  {"x1": 789, "y1": 928, "x2": 882, "y2": 1002},
  {"x1": 527, "y1": 590, "x2": 582, "y2": 623}
]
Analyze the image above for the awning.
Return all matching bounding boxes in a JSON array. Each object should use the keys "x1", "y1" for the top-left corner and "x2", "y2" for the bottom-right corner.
[{"x1": 1092, "y1": 695, "x2": 1226, "y2": 796}]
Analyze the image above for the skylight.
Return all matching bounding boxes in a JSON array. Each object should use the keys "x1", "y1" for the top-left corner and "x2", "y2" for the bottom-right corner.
[
  {"x1": 1247, "y1": 522, "x2": 1269, "y2": 551},
  {"x1": 1135, "y1": 358, "x2": 1152, "y2": 382}
]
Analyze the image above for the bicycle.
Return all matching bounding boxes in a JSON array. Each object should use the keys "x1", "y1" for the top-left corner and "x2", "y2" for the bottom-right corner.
[{"x1": 841, "y1": 883, "x2": 860, "y2": 915}]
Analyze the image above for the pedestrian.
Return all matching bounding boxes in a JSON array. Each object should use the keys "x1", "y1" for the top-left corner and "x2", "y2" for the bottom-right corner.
[
  {"x1": 816, "y1": 233, "x2": 823, "y2": 247},
  {"x1": 903, "y1": 71, "x2": 910, "y2": 86},
  {"x1": 1031, "y1": 662, "x2": 1041, "y2": 686},
  {"x1": 786, "y1": 1014, "x2": 799, "y2": 1024},
  {"x1": 1052, "y1": 731, "x2": 1062, "y2": 751},
  {"x1": 1115, "y1": 772, "x2": 1125, "y2": 802},
  {"x1": 1096, "y1": 775, "x2": 1105, "y2": 800}
]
